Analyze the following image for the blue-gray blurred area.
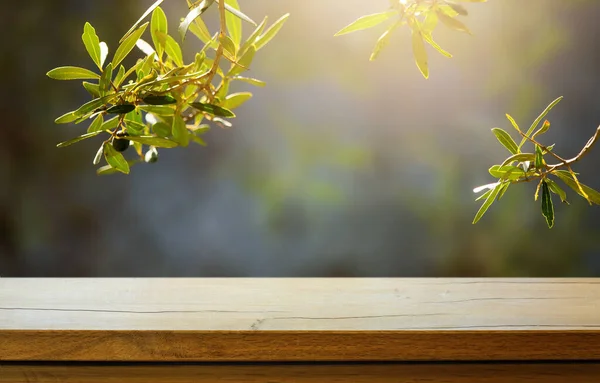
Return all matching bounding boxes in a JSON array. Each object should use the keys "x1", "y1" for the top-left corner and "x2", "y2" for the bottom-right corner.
[{"x1": 1, "y1": 0, "x2": 600, "y2": 276}]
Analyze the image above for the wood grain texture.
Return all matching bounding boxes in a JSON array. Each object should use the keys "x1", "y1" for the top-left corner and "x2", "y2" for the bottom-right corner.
[
  {"x1": 1, "y1": 279, "x2": 599, "y2": 361},
  {"x1": 1, "y1": 363, "x2": 600, "y2": 382}
]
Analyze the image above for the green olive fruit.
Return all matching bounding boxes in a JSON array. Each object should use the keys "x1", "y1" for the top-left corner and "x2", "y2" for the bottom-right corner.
[{"x1": 112, "y1": 130, "x2": 130, "y2": 152}]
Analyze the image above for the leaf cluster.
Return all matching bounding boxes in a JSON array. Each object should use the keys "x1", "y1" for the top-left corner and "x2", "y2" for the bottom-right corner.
[
  {"x1": 334, "y1": 0, "x2": 486, "y2": 78},
  {"x1": 473, "y1": 96, "x2": 600, "y2": 228},
  {"x1": 47, "y1": 0, "x2": 288, "y2": 174}
]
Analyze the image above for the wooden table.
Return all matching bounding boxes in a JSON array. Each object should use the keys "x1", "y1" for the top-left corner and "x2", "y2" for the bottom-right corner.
[{"x1": 1, "y1": 278, "x2": 599, "y2": 382}]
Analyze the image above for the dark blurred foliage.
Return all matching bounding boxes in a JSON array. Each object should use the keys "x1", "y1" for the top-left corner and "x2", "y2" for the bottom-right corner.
[{"x1": 1, "y1": 0, "x2": 599, "y2": 276}]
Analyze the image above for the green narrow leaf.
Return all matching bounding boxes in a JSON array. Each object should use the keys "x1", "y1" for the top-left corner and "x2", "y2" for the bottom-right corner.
[
  {"x1": 500, "y1": 152, "x2": 535, "y2": 167},
  {"x1": 412, "y1": 29, "x2": 429, "y2": 79},
  {"x1": 123, "y1": 119, "x2": 147, "y2": 135},
  {"x1": 104, "y1": 142, "x2": 130, "y2": 174},
  {"x1": 219, "y1": 35, "x2": 237, "y2": 57},
  {"x1": 56, "y1": 131, "x2": 102, "y2": 148},
  {"x1": 114, "y1": 65, "x2": 127, "y2": 87},
  {"x1": 172, "y1": 115, "x2": 190, "y2": 147},
  {"x1": 120, "y1": 0, "x2": 164, "y2": 43},
  {"x1": 126, "y1": 135, "x2": 179, "y2": 148},
  {"x1": 505, "y1": 114, "x2": 521, "y2": 133},
  {"x1": 370, "y1": 22, "x2": 398, "y2": 61},
  {"x1": 99, "y1": 62, "x2": 113, "y2": 97},
  {"x1": 223, "y1": 0, "x2": 257, "y2": 26},
  {"x1": 82, "y1": 81, "x2": 100, "y2": 98},
  {"x1": 553, "y1": 170, "x2": 600, "y2": 205},
  {"x1": 254, "y1": 13, "x2": 290, "y2": 50},
  {"x1": 436, "y1": 9, "x2": 472, "y2": 34},
  {"x1": 82, "y1": 22, "x2": 102, "y2": 69},
  {"x1": 334, "y1": 11, "x2": 396, "y2": 36},
  {"x1": 87, "y1": 114, "x2": 104, "y2": 133},
  {"x1": 47, "y1": 66, "x2": 100, "y2": 80},
  {"x1": 55, "y1": 112, "x2": 78, "y2": 124},
  {"x1": 225, "y1": 0, "x2": 242, "y2": 48},
  {"x1": 546, "y1": 178, "x2": 568, "y2": 204},
  {"x1": 519, "y1": 96, "x2": 563, "y2": 150},
  {"x1": 541, "y1": 180, "x2": 554, "y2": 228},
  {"x1": 472, "y1": 182, "x2": 503, "y2": 224},
  {"x1": 491, "y1": 128, "x2": 518, "y2": 154},
  {"x1": 448, "y1": 3, "x2": 469, "y2": 16},
  {"x1": 189, "y1": 102, "x2": 236, "y2": 118},
  {"x1": 73, "y1": 94, "x2": 119, "y2": 119},
  {"x1": 223, "y1": 92, "x2": 252, "y2": 109},
  {"x1": 179, "y1": 0, "x2": 215, "y2": 41},
  {"x1": 488, "y1": 165, "x2": 525, "y2": 181},
  {"x1": 532, "y1": 120, "x2": 551, "y2": 140},
  {"x1": 497, "y1": 182, "x2": 511, "y2": 200},
  {"x1": 239, "y1": 17, "x2": 267, "y2": 57},
  {"x1": 152, "y1": 121, "x2": 171, "y2": 137},
  {"x1": 138, "y1": 105, "x2": 176, "y2": 116},
  {"x1": 101, "y1": 116, "x2": 120, "y2": 131},
  {"x1": 227, "y1": 44, "x2": 255, "y2": 76},
  {"x1": 113, "y1": 22, "x2": 149, "y2": 68},
  {"x1": 164, "y1": 34, "x2": 184, "y2": 66},
  {"x1": 422, "y1": 32, "x2": 452, "y2": 58},
  {"x1": 232, "y1": 76, "x2": 266, "y2": 87},
  {"x1": 151, "y1": 6, "x2": 168, "y2": 59},
  {"x1": 534, "y1": 145, "x2": 545, "y2": 169}
]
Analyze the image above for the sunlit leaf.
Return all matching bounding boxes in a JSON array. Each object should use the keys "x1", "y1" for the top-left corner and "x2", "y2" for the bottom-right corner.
[
  {"x1": 553, "y1": 170, "x2": 599, "y2": 204},
  {"x1": 534, "y1": 145, "x2": 545, "y2": 169},
  {"x1": 491, "y1": 128, "x2": 518, "y2": 154},
  {"x1": 488, "y1": 165, "x2": 525, "y2": 180},
  {"x1": 47, "y1": 66, "x2": 100, "y2": 80},
  {"x1": 225, "y1": 0, "x2": 242, "y2": 48},
  {"x1": 436, "y1": 9, "x2": 472, "y2": 34},
  {"x1": 232, "y1": 76, "x2": 266, "y2": 87},
  {"x1": 82, "y1": 22, "x2": 102, "y2": 69},
  {"x1": 472, "y1": 182, "x2": 502, "y2": 224},
  {"x1": 223, "y1": 92, "x2": 252, "y2": 109},
  {"x1": 223, "y1": 0, "x2": 257, "y2": 26},
  {"x1": 87, "y1": 114, "x2": 104, "y2": 133},
  {"x1": 126, "y1": 135, "x2": 179, "y2": 148},
  {"x1": 518, "y1": 96, "x2": 563, "y2": 150},
  {"x1": 56, "y1": 131, "x2": 102, "y2": 148},
  {"x1": 255, "y1": 13, "x2": 290, "y2": 50},
  {"x1": 370, "y1": 22, "x2": 398, "y2": 61},
  {"x1": 104, "y1": 142, "x2": 130, "y2": 174},
  {"x1": 179, "y1": 0, "x2": 215, "y2": 41},
  {"x1": 500, "y1": 152, "x2": 535, "y2": 167},
  {"x1": 546, "y1": 178, "x2": 568, "y2": 204},
  {"x1": 143, "y1": 95, "x2": 177, "y2": 105},
  {"x1": 334, "y1": 10, "x2": 396, "y2": 36},
  {"x1": 227, "y1": 44, "x2": 255, "y2": 76},
  {"x1": 120, "y1": 0, "x2": 164, "y2": 43},
  {"x1": 99, "y1": 62, "x2": 113, "y2": 97},
  {"x1": 151, "y1": 6, "x2": 168, "y2": 58},
  {"x1": 172, "y1": 115, "x2": 190, "y2": 147},
  {"x1": 138, "y1": 105, "x2": 176, "y2": 116},
  {"x1": 113, "y1": 22, "x2": 149, "y2": 68},
  {"x1": 164, "y1": 33, "x2": 184, "y2": 66},
  {"x1": 411, "y1": 28, "x2": 429, "y2": 79}
]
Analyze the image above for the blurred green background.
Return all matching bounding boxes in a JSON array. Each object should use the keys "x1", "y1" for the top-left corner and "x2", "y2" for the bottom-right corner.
[{"x1": 1, "y1": 0, "x2": 600, "y2": 276}]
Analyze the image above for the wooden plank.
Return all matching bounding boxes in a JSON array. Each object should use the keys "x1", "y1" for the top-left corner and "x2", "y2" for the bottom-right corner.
[
  {"x1": 1, "y1": 279, "x2": 599, "y2": 361},
  {"x1": 1, "y1": 363, "x2": 600, "y2": 382}
]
